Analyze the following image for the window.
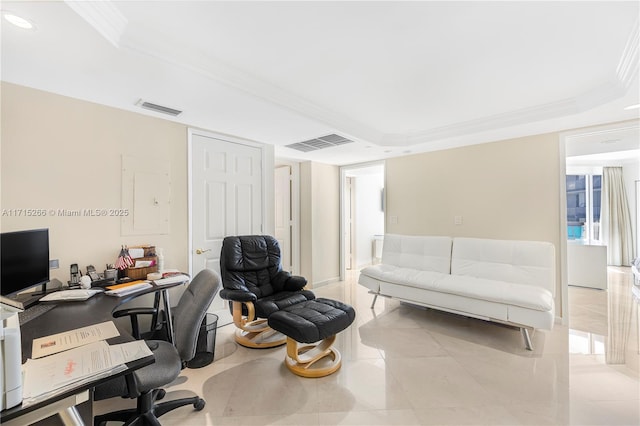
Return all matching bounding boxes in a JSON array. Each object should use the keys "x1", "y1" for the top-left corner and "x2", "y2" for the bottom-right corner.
[{"x1": 566, "y1": 174, "x2": 601, "y2": 243}]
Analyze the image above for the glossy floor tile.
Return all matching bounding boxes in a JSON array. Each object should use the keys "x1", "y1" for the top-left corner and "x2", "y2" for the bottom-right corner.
[{"x1": 95, "y1": 267, "x2": 640, "y2": 425}]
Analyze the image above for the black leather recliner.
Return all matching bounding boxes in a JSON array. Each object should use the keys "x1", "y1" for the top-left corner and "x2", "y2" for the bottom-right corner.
[{"x1": 220, "y1": 235, "x2": 315, "y2": 348}]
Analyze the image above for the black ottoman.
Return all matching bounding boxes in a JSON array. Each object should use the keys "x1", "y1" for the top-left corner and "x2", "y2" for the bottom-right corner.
[{"x1": 268, "y1": 298, "x2": 356, "y2": 377}]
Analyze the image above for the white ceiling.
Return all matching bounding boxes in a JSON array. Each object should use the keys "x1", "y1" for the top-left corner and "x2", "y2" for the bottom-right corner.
[
  {"x1": 565, "y1": 121, "x2": 640, "y2": 166},
  {"x1": 2, "y1": 1, "x2": 639, "y2": 165}
]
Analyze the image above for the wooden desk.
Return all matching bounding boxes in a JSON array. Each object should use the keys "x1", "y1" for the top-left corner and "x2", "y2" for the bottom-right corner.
[{"x1": 0, "y1": 281, "x2": 185, "y2": 425}]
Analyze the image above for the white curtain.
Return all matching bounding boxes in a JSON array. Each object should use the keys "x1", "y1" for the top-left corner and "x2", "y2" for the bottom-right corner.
[{"x1": 601, "y1": 167, "x2": 634, "y2": 266}]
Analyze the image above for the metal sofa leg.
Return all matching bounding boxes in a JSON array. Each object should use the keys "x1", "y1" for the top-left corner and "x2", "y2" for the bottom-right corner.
[
  {"x1": 521, "y1": 327, "x2": 533, "y2": 351},
  {"x1": 370, "y1": 293, "x2": 378, "y2": 309}
]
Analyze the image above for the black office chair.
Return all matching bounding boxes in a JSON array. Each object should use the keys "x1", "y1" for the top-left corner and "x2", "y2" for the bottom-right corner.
[
  {"x1": 220, "y1": 235, "x2": 315, "y2": 348},
  {"x1": 93, "y1": 268, "x2": 221, "y2": 426}
]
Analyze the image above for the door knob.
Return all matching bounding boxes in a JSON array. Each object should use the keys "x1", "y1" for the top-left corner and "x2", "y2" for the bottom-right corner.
[{"x1": 195, "y1": 248, "x2": 211, "y2": 255}]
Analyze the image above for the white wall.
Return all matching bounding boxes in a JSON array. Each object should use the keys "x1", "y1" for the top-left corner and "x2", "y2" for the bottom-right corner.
[
  {"x1": 1, "y1": 83, "x2": 189, "y2": 284},
  {"x1": 354, "y1": 173, "x2": 385, "y2": 268}
]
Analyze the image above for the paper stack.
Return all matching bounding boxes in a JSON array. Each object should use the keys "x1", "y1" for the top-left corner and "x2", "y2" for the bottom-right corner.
[
  {"x1": 104, "y1": 281, "x2": 153, "y2": 297},
  {"x1": 21, "y1": 321, "x2": 153, "y2": 402}
]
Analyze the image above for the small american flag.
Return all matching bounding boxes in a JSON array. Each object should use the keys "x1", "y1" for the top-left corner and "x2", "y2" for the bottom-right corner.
[{"x1": 115, "y1": 246, "x2": 134, "y2": 270}]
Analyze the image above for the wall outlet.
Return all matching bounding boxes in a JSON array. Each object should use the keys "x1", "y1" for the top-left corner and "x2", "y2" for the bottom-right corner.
[
  {"x1": 390, "y1": 215, "x2": 398, "y2": 224},
  {"x1": 454, "y1": 215, "x2": 463, "y2": 225}
]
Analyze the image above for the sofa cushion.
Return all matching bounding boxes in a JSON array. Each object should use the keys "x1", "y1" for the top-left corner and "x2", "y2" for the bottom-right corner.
[
  {"x1": 382, "y1": 234, "x2": 452, "y2": 273},
  {"x1": 434, "y1": 275, "x2": 554, "y2": 312},
  {"x1": 359, "y1": 264, "x2": 447, "y2": 291},
  {"x1": 451, "y1": 237, "x2": 556, "y2": 296}
]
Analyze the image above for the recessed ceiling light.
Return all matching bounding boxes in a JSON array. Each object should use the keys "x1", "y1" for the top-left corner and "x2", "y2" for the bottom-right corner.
[
  {"x1": 624, "y1": 103, "x2": 640, "y2": 110},
  {"x1": 3, "y1": 12, "x2": 35, "y2": 30}
]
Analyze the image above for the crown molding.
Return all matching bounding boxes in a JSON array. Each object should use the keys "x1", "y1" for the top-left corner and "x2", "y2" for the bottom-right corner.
[
  {"x1": 392, "y1": 78, "x2": 631, "y2": 147},
  {"x1": 616, "y1": 17, "x2": 639, "y2": 90},
  {"x1": 116, "y1": 7, "x2": 638, "y2": 148},
  {"x1": 119, "y1": 26, "x2": 383, "y2": 145},
  {"x1": 564, "y1": 119, "x2": 640, "y2": 143},
  {"x1": 64, "y1": 0, "x2": 127, "y2": 48}
]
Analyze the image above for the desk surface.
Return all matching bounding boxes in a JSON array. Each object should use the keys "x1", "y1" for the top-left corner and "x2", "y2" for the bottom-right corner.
[{"x1": 1, "y1": 282, "x2": 184, "y2": 422}]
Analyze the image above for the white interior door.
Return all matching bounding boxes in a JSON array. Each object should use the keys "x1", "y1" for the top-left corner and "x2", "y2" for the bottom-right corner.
[
  {"x1": 190, "y1": 132, "x2": 263, "y2": 327},
  {"x1": 275, "y1": 166, "x2": 292, "y2": 272}
]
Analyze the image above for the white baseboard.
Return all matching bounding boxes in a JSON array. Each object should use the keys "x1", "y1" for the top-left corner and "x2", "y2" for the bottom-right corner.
[{"x1": 312, "y1": 277, "x2": 341, "y2": 288}]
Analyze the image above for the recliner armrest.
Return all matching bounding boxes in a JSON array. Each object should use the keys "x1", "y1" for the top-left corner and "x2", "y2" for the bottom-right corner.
[
  {"x1": 220, "y1": 289, "x2": 257, "y2": 302},
  {"x1": 272, "y1": 271, "x2": 307, "y2": 292},
  {"x1": 284, "y1": 275, "x2": 307, "y2": 291}
]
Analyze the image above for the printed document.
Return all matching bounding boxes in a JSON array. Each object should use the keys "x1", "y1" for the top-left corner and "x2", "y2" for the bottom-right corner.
[
  {"x1": 22, "y1": 340, "x2": 153, "y2": 399},
  {"x1": 31, "y1": 321, "x2": 120, "y2": 359},
  {"x1": 104, "y1": 281, "x2": 153, "y2": 297}
]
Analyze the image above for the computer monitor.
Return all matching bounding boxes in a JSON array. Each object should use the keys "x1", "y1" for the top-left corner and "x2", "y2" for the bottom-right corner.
[{"x1": 1, "y1": 228, "x2": 50, "y2": 305}]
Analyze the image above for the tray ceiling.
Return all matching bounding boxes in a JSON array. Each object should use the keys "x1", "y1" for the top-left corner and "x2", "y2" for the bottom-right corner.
[{"x1": 2, "y1": 1, "x2": 638, "y2": 165}]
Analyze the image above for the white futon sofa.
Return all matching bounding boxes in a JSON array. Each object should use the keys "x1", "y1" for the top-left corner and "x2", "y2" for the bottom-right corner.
[{"x1": 358, "y1": 234, "x2": 556, "y2": 350}]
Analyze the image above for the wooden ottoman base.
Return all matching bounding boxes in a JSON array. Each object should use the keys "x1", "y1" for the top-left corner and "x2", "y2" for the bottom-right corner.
[
  {"x1": 284, "y1": 335, "x2": 342, "y2": 378},
  {"x1": 268, "y1": 298, "x2": 355, "y2": 378}
]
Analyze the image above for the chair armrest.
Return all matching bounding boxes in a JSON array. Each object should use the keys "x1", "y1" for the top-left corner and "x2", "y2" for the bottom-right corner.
[
  {"x1": 271, "y1": 270, "x2": 308, "y2": 292},
  {"x1": 272, "y1": 271, "x2": 307, "y2": 292},
  {"x1": 113, "y1": 307, "x2": 158, "y2": 339},
  {"x1": 113, "y1": 307, "x2": 158, "y2": 318},
  {"x1": 284, "y1": 275, "x2": 307, "y2": 291},
  {"x1": 220, "y1": 289, "x2": 257, "y2": 302},
  {"x1": 271, "y1": 270, "x2": 289, "y2": 292}
]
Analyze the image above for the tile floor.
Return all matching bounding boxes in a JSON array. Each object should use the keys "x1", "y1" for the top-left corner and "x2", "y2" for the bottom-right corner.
[{"x1": 95, "y1": 267, "x2": 640, "y2": 425}]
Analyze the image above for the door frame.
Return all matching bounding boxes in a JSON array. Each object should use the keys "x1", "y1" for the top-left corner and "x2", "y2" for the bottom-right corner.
[
  {"x1": 339, "y1": 160, "x2": 385, "y2": 280},
  {"x1": 187, "y1": 127, "x2": 274, "y2": 276},
  {"x1": 344, "y1": 176, "x2": 355, "y2": 270},
  {"x1": 559, "y1": 119, "x2": 640, "y2": 326},
  {"x1": 275, "y1": 160, "x2": 301, "y2": 274}
]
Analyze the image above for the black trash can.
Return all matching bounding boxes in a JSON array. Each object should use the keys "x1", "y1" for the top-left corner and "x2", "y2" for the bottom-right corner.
[{"x1": 187, "y1": 313, "x2": 218, "y2": 368}]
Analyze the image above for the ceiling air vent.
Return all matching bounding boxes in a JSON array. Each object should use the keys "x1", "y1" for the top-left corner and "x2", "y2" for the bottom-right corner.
[
  {"x1": 136, "y1": 99, "x2": 182, "y2": 116},
  {"x1": 286, "y1": 134, "x2": 354, "y2": 152}
]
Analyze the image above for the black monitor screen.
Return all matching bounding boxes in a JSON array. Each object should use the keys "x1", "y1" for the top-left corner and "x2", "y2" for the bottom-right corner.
[{"x1": 1, "y1": 228, "x2": 50, "y2": 296}]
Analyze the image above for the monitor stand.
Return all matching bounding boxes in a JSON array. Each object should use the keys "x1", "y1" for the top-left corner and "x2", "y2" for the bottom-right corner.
[
  {"x1": 2, "y1": 283, "x2": 54, "y2": 310},
  {"x1": 0, "y1": 294, "x2": 39, "y2": 309},
  {"x1": 5, "y1": 292, "x2": 43, "y2": 309}
]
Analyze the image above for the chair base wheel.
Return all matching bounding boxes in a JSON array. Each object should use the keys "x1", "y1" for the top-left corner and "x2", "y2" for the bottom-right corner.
[
  {"x1": 284, "y1": 338, "x2": 342, "y2": 378},
  {"x1": 234, "y1": 327, "x2": 286, "y2": 348},
  {"x1": 154, "y1": 388, "x2": 166, "y2": 401},
  {"x1": 194, "y1": 398, "x2": 206, "y2": 410}
]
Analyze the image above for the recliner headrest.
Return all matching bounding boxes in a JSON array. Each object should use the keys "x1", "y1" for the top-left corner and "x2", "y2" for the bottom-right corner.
[{"x1": 222, "y1": 235, "x2": 281, "y2": 272}]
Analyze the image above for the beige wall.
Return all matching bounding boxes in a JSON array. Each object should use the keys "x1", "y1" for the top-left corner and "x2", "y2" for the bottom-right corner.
[
  {"x1": 1, "y1": 83, "x2": 189, "y2": 284},
  {"x1": 385, "y1": 133, "x2": 563, "y2": 314},
  {"x1": 1, "y1": 82, "x2": 563, "y2": 316},
  {"x1": 300, "y1": 161, "x2": 340, "y2": 287}
]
